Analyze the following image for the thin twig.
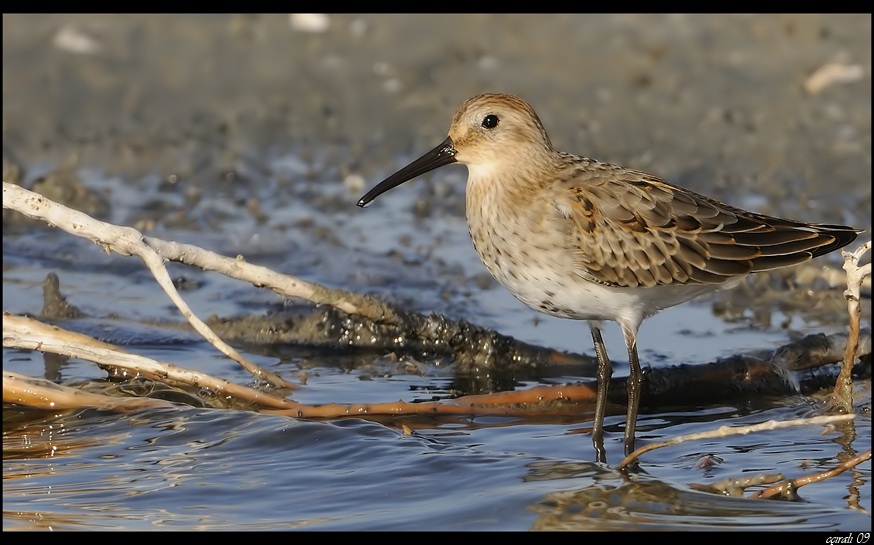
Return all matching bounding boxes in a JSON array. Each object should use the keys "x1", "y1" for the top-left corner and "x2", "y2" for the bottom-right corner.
[
  {"x1": 750, "y1": 449, "x2": 871, "y2": 500},
  {"x1": 616, "y1": 414, "x2": 856, "y2": 470}
]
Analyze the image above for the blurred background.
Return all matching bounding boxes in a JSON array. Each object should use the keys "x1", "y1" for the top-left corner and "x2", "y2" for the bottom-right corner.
[{"x1": 4, "y1": 14, "x2": 870, "y2": 220}]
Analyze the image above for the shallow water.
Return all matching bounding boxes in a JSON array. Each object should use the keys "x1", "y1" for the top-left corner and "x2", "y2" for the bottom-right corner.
[
  {"x1": 3, "y1": 403, "x2": 868, "y2": 531},
  {"x1": 4, "y1": 160, "x2": 870, "y2": 531},
  {"x1": 3, "y1": 14, "x2": 871, "y2": 532}
]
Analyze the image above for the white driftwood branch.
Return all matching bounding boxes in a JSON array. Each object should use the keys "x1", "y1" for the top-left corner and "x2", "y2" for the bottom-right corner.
[
  {"x1": 832, "y1": 240, "x2": 872, "y2": 411},
  {"x1": 3, "y1": 181, "x2": 296, "y2": 388},
  {"x1": 143, "y1": 237, "x2": 398, "y2": 323},
  {"x1": 617, "y1": 414, "x2": 856, "y2": 469},
  {"x1": 3, "y1": 313, "x2": 298, "y2": 409}
]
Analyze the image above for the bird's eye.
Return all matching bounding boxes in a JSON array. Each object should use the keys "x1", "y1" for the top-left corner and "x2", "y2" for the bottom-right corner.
[{"x1": 481, "y1": 114, "x2": 499, "y2": 129}]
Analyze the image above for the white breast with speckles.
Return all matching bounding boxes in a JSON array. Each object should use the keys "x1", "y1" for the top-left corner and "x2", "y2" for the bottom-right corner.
[{"x1": 464, "y1": 178, "x2": 727, "y2": 330}]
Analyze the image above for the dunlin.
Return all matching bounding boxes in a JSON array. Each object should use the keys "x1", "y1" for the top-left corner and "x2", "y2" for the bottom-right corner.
[{"x1": 357, "y1": 92, "x2": 861, "y2": 460}]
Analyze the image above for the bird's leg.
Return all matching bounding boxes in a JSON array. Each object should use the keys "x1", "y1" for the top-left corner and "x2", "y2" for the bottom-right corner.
[
  {"x1": 621, "y1": 324, "x2": 643, "y2": 458},
  {"x1": 588, "y1": 321, "x2": 611, "y2": 463}
]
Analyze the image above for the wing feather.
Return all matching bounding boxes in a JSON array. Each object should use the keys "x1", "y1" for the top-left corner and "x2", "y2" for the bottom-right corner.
[{"x1": 558, "y1": 160, "x2": 860, "y2": 288}]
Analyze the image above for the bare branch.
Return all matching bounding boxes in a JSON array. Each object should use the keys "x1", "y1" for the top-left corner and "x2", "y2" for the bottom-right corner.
[
  {"x1": 616, "y1": 414, "x2": 855, "y2": 469},
  {"x1": 143, "y1": 237, "x2": 399, "y2": 324},
  {"x1": 831, "y1": 241, "x2": 872, "y2": 412},
  {"x1": 3, "y1": 370, "x2": 176, "y2": 411},
  {"x1": 3, "y1": 313, "x2": 298, "y2": 409},
  {"x1": 750, "y1": 449, "x2": 871, "y2": 500},
  {"x1": 3, "y1": 182, "x2": 292, "y2": 388}
]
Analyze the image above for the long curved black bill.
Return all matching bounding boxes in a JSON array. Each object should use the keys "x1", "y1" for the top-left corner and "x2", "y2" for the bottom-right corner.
[{"x1": 357, "y1": 137, "x2": 457, "y2": 207}]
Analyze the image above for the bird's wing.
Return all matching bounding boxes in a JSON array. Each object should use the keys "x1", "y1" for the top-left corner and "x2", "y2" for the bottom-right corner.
[{"x1": 554, "y1": 161, "x2": 855, "y2": 288}]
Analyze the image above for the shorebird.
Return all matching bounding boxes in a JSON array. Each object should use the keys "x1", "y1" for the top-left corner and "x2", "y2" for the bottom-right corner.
[{"x1": 357, "y1": 92, "x2": 860, "y2": 460}]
